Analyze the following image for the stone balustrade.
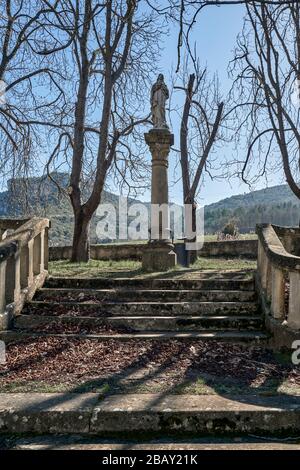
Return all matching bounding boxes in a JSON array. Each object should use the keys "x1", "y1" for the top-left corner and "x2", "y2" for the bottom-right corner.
[
  {"x1": 256, "y1": 224, "x2": 300, "y2": 331},
  {"x1": 0, "y1": 218, "x2": 50, "y2": 330}
]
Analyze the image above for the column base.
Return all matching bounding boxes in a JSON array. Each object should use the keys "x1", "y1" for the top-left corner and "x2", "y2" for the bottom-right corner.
[{"x1": 142, "y1": 242, "x2": 177, "y2": 272}]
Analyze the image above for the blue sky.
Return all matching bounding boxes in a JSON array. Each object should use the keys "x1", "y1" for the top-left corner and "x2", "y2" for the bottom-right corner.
[{"x1": 158, "y1": 4, "x2": 284, "y2": 206}]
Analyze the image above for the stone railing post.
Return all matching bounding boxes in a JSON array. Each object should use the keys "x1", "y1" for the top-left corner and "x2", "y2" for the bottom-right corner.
[
  {"x1": 5, "y1": 254, "x2": 17, "y2": 304},
  {"x1": 40, "y1": 229, "x2": 45, "y2": 272},
  {"x1": 20, "y1": 244, "x2": 29, "y2": 289},
  {"x1": 257, "y1": 241, "x2": 263, "y2": 276},
  {"x1": 288, "y1": 271, "x2": 300, "y2": 329},
  {"x1": 266, "y1": 261, "x2": 272, "y2": 301},
  {"x1": 44, "y1": 227, "x2": 49, "y2": 271},
  {"x1": 260, "y1": 246, "x2": 269, "y2": 291},
  {"x1": 13, "y1": 252, "x2": 21, "y2": 303},
  {"x1": 28, "y1": 239, "x2": 34, "y2": 286},
  {"x1": 0, "y1": 260, "x2": 6, "y2": 314},
  {"x1": 271, "y1": 266, "x2": 286, "y2": 320},
  {"x1": 33, "y1": 233, "x2": 42, "y2": 275}
]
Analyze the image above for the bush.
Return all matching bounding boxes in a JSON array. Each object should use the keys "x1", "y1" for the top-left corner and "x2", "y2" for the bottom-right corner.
[
  {"x1": 222, "y1": 221, "x2": 238, "y2": 236},
  {"x1": 216, "y1": 220, "x2": 239, "y2": 241}
]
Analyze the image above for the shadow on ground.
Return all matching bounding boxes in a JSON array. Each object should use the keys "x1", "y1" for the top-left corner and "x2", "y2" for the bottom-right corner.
[{"x1": 0, "y1": 336, "x2": 299, "y2": 405}]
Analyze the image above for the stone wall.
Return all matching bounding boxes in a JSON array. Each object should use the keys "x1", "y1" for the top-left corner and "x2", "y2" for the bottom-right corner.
[
  {"x1": 49, "y1": 239, "x2": 258, "y2": 261},
  {"x1": 198, "y1": 239, "x2": 257, "y2": 259},
  {"x1": 49, "y1": 243, "x2": 145, "y2": 261}
]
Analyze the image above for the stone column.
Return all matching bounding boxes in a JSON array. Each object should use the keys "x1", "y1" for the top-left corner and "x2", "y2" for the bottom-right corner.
[
  {"x1": 271, "y1": 266, "x2": 285, "y2": 320},
  {"x1": 142, "y1": 129, "x2": 177, "y2": 271},
  {"x1": 288, "y1": 270, "x2": 300, "y2": 329},
  {"x1": 5, "y1": 255, "x2": 17, "y2": 304},
  {"x1": 0, "y1": 260, "x2": 7, "y2": 314},
  {"x1": 33, "y1": 234, "x2": 42, "y2": 276},
  {"x1": 44, "y1": 227, "x2": 49, "y2": 271},
  {"x1": 20, "y1": 245, "x2": 29, "y2": 289}
]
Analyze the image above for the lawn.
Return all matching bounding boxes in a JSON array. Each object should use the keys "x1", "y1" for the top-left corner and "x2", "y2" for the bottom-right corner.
[
  {"x1": 204, "y1": 233, "x2": 257, "y2": 242},
  {"x1": 49, "y1": 257, "x2": 257, "y2": 278}
]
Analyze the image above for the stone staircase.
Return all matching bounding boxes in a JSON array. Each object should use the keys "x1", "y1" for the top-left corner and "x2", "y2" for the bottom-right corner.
[{"x1": 12, "y1": 270, "x2": 268, "y2": 343}]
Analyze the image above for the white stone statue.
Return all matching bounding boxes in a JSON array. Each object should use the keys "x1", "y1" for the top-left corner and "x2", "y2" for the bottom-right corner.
[{"x1": 151, "y1": 74, "x2": 169, "y2": 129}]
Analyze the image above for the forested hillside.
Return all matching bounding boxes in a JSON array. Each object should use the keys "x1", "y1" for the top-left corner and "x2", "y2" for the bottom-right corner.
[
  {"x1": 1, "y1": 174, "x2": 299, "y2": 244},
  {"x1": 204, "y1": 184, "x2": 300, "y2": 233}
]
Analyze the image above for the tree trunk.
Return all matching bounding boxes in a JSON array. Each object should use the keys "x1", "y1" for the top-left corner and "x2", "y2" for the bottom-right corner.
[
  {"x1": 184, "y1": 194, "x2": 198, "y2": 267},
  {"x1": 186, "y1": 201, "x2": 198, "y2": 266},
  {"x1": 71, "y1": 209, "x2": 91, "y2": 262}
]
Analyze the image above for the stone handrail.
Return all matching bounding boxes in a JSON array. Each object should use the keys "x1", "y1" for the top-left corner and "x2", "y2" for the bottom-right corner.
[
  {"x1": 0, "y1": 218, "x2": 50, "y2": 330},
  {"x1": 256, "y1": 224, "x2": 300, "y2": 330}
]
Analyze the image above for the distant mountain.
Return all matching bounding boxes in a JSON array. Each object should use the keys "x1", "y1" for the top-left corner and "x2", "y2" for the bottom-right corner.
[
  {"x1": 0, "y1": 173, "x2": 300, "y2": 244},
  {"x1": 0, "y1": 172, "x2": 152, "y2": 246},
  {"x1": 204, "y1": 184, "x2": 300, "y2": 233}
]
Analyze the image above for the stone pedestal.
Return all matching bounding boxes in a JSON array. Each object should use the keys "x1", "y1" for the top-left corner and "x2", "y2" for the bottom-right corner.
[{"x1": 142, "y1": 129, "x2": 177, "y2": 272}]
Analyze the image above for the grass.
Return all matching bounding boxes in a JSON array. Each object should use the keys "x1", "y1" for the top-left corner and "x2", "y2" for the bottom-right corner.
[
  {"x1": 49, "y1": 259, "x2": 141, "y2": 278},
  {"x1": 193, "y1": 257, "x2": 256, "y2": 271},
  {"x1": 1, "y1": 374, "x2": 299, "y2": 397},
  {"x1": 204, "y1": 233, "x2": 257, "y2": 242},
  {"x1": 49, "y1": 257, "x2": 257, "y2": 278}
]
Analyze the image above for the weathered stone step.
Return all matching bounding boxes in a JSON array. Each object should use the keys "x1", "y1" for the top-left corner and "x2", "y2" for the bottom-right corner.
[
  {"x1": 45, "y1": 277, "x2": 255, "y2": 291},
  {"x1": 36, "y1": 288, "x2": 256, "y2": 303},
  {"x1": 5, "y1": 435, "x2": 300, "y2": 450},
  {"x1": 0, "y1": 329, "x2": 269, "y2": 344},
  {"x1": 1, "y1": 393, "x2": 298, "y2": 436},
  {"x1": 26, "y1": 300, "x2": 259, "y2": 316},
  {"x1": 14, "y1": 314, "x2": 264, "y2": 332}
]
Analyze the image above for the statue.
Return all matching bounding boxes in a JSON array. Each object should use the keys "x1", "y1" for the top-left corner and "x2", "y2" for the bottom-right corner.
[{"x1": 151, "y1": 74, "x2": 169, "y2": 129}]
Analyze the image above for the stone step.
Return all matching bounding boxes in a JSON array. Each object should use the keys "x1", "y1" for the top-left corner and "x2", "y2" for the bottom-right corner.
[
  {"x1": 36, "y1": 288, "x2": 256, "y2": 303},
  {"x1": 0, "y1": 393, "x2": 298, "y2": 436},
  {"x1": 45, "y1": 277, "x2": 255, "y2": 291},
  {"x1": 4, "y1": 435, "x2": 300, "y2": 450},
  {"x1": 14, "y1": 314, "x2": 264, "y2": 332},
  {"x1": 26, "y1": 300, "x2": 259, "y2": 316},
  {"x1": 0, "y1": 329, "x2": 269, "y2": 344}
]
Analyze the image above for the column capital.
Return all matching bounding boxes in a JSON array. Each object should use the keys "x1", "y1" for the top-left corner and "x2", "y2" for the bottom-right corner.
[
  {"x1": 145, "y1": 129, "x2": 174, "y2": 167},
  {"x1": 145, "y1": 129, "x2": 174, "y2": 147}
]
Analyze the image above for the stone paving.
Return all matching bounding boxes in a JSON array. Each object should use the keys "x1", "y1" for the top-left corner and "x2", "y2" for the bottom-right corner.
[{"x1": 0, "y1": 393, "x2": 300, "y2": 437}]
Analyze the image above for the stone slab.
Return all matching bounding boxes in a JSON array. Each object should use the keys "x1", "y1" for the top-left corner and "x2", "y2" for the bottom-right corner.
[
  {"x1": 0, "y1": 393, "x2": 99, "y2": 434},
  {"x1": 0, "y1": 393, "x2": 300, "y2": 436},
  {"x1": 28, "y1": 300, "x2": 259, "y2": 316},
  {"x1": 90, "y1": 394, "x2": 300, "y2": 436},
  {"x1": 36, "y1": 287, "x2": 257, "y2": 303},
  {"x1": 45, "y1": 277, "x2": 255, "y2": 291},
  {"x1": 14, "y1": 314, "x2": 263, "y2": 332},
  {"x1": 2, "y1": 435, "x2": 300, "y2": 450},
  {"x1": 0, "y1": 330, "x2": 269, "y2": 344}
]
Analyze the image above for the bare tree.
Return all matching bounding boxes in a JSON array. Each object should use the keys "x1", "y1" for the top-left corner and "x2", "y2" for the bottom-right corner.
[
  {"x1": 146, "y1": 0, "x2": 300, "y2": 72},
  {"x1": 0, "y1": 1, "x2": 70, "y2": 186},
  {"x1": 44, "y1": 0, "x2": 161, "y2": 262},
  {"x1": 172, "y1": 60, "x2": 224, "y2": 262},
  {"x1": 230, "y1": 2, "x2": 300, "y2": 207}
]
